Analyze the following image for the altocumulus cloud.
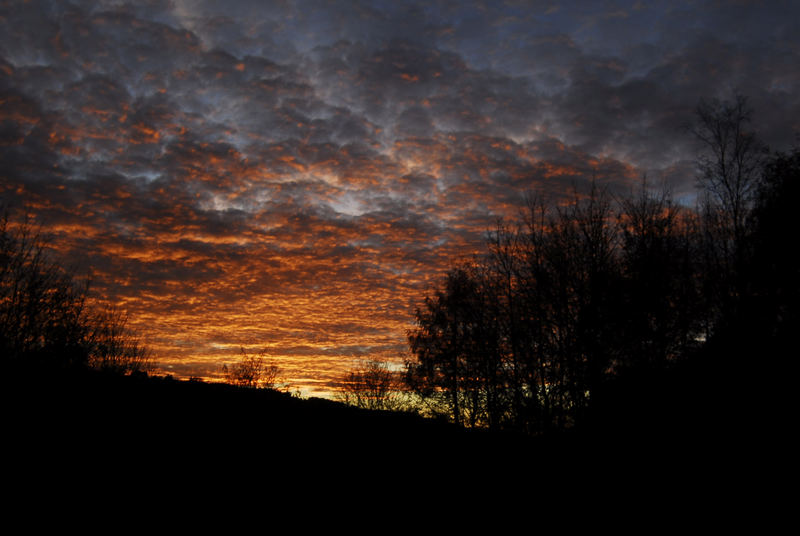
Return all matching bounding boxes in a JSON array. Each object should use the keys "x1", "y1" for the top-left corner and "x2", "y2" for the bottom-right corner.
[{"x1": 1, "y1": 0, "x2": 798, "y2": 395}]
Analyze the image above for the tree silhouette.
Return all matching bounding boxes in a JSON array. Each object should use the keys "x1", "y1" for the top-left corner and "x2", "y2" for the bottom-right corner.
[
  {"x1": 1, "y1": 213, "x2": 90, "y2": 367},
  {"x1": 1, "y1": 210, "x2": 151, "y2": 374},
  {"x1": 402, "y1": 113, "x2": 799, "y2": 437},
  {"x1": 406, "y1": 263, "x2": 514, "y2": 428},
  {"x1": 616, "y1": 179, "x2": 705, "y2": 372},
  {"x1": 722, "y1": 148, "x2": 800, "y2": 358},
  {"x1": 406, "y1": 266, "x2": 477, "y2": 427},
  {"x1": 405, "y1": 182, "x2": 635, "y2": 431},
  {"x1": 87, "y1": 307, "x2": 153, "y2": 375},
  {"x1": 747, "y1": 148, "x2": 800, "y2": 321},
  {"x1": 221, "y1": 347, "x2": 281, "y2": 389},
  {"x1": 692, "y1": 94, "x2": 765, "y2": 250},
  {"x1": 404, "y1": 177, "x2": 725, "y2": 433},
  {"x1": 691, "y1": 94, "x2": 768, "y2": 332},
  {"x1": 337, "y1": 359, "x2": 404, "y2": 411}
]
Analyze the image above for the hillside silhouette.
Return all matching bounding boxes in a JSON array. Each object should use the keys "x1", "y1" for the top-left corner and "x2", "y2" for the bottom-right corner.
[{"x1": 3, "y1": 363, "x2": 732, "y2": 479}]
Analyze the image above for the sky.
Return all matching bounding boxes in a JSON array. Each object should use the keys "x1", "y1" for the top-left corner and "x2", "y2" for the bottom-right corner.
[{"x1": 1, "y1": 0, "x2": 798, "y2": 397}]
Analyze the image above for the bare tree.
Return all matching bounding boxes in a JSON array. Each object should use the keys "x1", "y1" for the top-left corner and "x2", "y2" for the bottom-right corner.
[
  {"x1": 88, "y1": 307, "x2": 154, "y2": 375},
  {"x1": 404, "y1": 181, "x2": 700, "y2": 432},
  {"x1": 338, "y1": 359, "x2": 403, "y2": 411},
  {"x1": 1, "y1": 210, "x2": 153, "y2": 374},
  {"x1": 692, "y1": 94, "x2": 766, "y2": 267},
  {"x1": 691, "y1": 94, "x2": 768, "y2": 336},
  {"x1": 1, "y1": 212, "x2": 89, "y2": 366},
  {"x1": 400, "y1": 96, "x2": 777, "y2": 435},
  {"x1": 0, "y1": 211, "x2": 153, "y2": 374},
  {"x1": 222, "y1": 347, "x2": 281, "y2": 389}
]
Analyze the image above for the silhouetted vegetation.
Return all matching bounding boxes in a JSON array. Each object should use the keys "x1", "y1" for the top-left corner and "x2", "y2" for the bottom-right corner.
[
  {"x1": 336, "y1": 359, "x2": 409, "y2": 411},
  {"x1": 0, "y1": 211, "x2": 152, "y2": 375},
  {"x1": 405, "y1": 181, "x2": 700, "y2": 432},
  {"x1": 221, "y1": 347, "x2": 282, "y2": 389},
  {"x1": 404, "y1": 95, "x2": 797, "y2": 438}
]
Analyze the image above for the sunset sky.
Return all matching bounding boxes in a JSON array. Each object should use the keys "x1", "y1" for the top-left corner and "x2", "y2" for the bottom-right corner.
[{"x1": 2, "y1": 0, "x2": 798, "y2": 397}]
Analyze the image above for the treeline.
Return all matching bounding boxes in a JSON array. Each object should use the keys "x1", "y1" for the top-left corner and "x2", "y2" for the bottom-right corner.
[
  {"x1": 0, "y1": 213, "x2": 152, "y2": 375},
  {"x1": 402, "y1": 95, "x2": 798, "y2": 433}
]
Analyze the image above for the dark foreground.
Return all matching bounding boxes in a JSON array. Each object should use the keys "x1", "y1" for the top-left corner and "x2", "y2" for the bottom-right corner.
[{"x1": 4, "y1": 357, "x2": 772, "y2": 499}]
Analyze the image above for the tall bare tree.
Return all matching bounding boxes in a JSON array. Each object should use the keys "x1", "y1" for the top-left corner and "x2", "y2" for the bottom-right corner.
[{"x1": 692, "y1": 94, "x2": 766, "y2": 291}]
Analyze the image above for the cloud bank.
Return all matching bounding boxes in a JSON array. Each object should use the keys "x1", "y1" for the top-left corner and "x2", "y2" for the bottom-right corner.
[{"x1": 2, "y1": 0, "x2": 798, "y2": 395}]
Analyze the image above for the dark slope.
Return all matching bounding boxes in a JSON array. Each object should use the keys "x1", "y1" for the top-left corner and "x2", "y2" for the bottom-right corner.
[
  {"x1": 4, "y1": 366, "x2": 768, "y2": 516},
  {"x1": 3, "y1": 366, "x2": 734, "y2": 471}
]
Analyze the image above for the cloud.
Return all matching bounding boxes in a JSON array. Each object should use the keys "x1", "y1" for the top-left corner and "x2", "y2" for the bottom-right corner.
[{"x1": 2, "y1": 0, "x2": 799, "y2": 396}]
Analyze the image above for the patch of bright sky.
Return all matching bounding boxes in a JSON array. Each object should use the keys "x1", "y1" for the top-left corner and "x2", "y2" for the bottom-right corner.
[
  {"x1": 135, "y1": 170, "x2": 162, "y2": 183},
  {"x1": 203, "y1": 192, "x2": 248, "y2": 213},
  {"x1": 329, "y1": 190, "x2": 367, "y2": 217}
]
